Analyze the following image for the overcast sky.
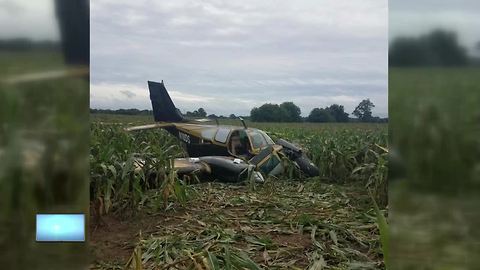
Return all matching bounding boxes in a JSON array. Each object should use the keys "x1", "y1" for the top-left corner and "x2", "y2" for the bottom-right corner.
[{"x1": 90, "y1": 0, "x2": 388, "y2": 117}]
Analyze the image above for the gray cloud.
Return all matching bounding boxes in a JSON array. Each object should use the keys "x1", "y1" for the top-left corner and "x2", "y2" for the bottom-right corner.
[
  {"x1": 120, "y1": 89, "x2": 136, "y2": 99},
  {"x1": 91, "y1": 0, "x2": 388, "y2": 117}
]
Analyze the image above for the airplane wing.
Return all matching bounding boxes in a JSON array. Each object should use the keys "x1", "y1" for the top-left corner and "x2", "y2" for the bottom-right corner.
[
  {"x1": 124, "y1": 123, "x2": 174, "y2": 132},
  {"x1": 177, "y1": 156, "x2": 264, "y2": 183},
  {"x1": 134, "y1": 156, "x2": 264, "y2": 183}
]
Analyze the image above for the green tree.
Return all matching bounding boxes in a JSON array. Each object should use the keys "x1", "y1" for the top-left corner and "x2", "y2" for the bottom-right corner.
[
  {"x1": 251, "y1": 102, "x2": 302, "y2": 122},
  {"x1": 251, "y1": 103, "x2": 286, "y2": 122},
  {"x1": 197, "y1": 108, "x2": 207, "y2": 117},
  {"x1": 280, "y1": 102, "x2": 302, "y2": 122},
  {"x1": 308, "y1": 108, "x2": 334, "y2": 122},
  {"x1": 389, "y1": 29, "x2": 468, "y2": 66},
  {"x1": 353, "y1": 99, "x2": 375, "y2": 122},
  {"x1": 326, "y1": 104, "x2": 349, "y2": 122},
  {"x1": 186, "y1": 108, "x2": 207, "y2": 117}
]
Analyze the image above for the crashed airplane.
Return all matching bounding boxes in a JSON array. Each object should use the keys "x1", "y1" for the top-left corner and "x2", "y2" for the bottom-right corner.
[{"x1": 126, "y1": 81, "x2": 320, "y2": 182}]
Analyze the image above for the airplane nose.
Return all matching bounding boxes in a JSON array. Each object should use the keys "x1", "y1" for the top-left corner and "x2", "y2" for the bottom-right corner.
[{"x1": 295, "y1": 155, "x2": 320, "y2": 177}]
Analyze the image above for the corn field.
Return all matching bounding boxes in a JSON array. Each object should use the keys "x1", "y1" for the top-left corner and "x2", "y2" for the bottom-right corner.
[{"x1": 90, "y1": 117, "x2": 387, "y2": 269}]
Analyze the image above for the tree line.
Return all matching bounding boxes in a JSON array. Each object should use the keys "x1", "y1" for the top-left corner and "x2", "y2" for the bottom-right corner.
[
  {"x1": 0, "y1": 38, "x2": 60, "y2": 51},
  {"x1": 90, "y1": 108, "x2": 152, "y2": 115},
  {"x1": 250, "y1": 99, "x2": 386, "y2": 123},
  {"x1": 91, "y1": 99, "x2": 387, "y2": 123},
  {"x1": 389, "y1": 29, "x2": 479, "y2": 67},
  {"x1": 90, "y1": 108, "x2": 240, "y2": 119}
]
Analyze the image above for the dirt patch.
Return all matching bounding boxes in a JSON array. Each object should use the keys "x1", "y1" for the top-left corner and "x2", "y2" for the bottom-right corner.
[
  {"x1": 89, "y1": 212, "x2": 163, "y2": 264},
  {"x1": 90, "y1": 215, "x2": 137, "y2": 263},
  {"x1": 270, "y1": 232, "x2": 311, "y2": 249}
]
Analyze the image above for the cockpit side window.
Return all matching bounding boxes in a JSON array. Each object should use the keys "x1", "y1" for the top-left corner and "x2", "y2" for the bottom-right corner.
[
  {"x1": 201, "y1": 128, "x2": 217, "y2": 141},
  {"x1": 229, "y1": 130, "x2": 250, "y2": 156},
  {"x1": 214, "y1": 128, "x2": 230, "y2": 143}
]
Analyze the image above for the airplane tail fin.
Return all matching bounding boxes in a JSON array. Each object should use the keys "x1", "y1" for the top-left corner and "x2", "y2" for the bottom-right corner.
[{"x1": 148, "y1": 80, "x2": 185, "y2": 122}]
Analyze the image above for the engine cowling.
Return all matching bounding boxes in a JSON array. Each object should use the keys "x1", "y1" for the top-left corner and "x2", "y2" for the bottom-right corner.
[{"x1": 276, "y1": 139, "x2": 320, "y2": 177}]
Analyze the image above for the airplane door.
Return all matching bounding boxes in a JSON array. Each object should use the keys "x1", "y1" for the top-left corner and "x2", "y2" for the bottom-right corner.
[{"x1": 249, "y1": 146, "x2": 283, "y2": 175}]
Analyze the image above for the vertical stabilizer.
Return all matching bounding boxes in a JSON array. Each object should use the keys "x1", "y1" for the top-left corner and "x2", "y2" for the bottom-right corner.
[{"x1": 148, "y1": 81, "x2": 184, "y2": 122}]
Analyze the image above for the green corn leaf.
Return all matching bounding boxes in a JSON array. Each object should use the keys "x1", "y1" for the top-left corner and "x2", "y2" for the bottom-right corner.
[
  {"x1": 370, "y1": 190, "x2": 389, "y2": 268},
  {"x1": 206, "y1": 251, "x2": 220, "y2": 270}
]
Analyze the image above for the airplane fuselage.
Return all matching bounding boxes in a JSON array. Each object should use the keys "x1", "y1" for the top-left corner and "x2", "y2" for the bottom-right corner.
[{"x1": 163, "y1": 125, "x2": 231, "y2": 157}]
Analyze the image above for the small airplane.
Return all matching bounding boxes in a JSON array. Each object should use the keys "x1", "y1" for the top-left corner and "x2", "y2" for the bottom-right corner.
[{"x1": 126, "y1": 81, "x2": 320, "y2": 183}]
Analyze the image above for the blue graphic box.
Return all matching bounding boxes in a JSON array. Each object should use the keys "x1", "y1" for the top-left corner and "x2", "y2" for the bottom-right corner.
[{"x1": 36, "y1": 214, "x2": 85, "y2": 242}]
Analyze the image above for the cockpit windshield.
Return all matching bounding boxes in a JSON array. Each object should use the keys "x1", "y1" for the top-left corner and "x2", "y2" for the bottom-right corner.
[
  {"x1": 247, "y1": 129, "x2": 274, "y2": 150},
  {"x1": 259, "y1": 130, "x2": 275, "y2": 145}
]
